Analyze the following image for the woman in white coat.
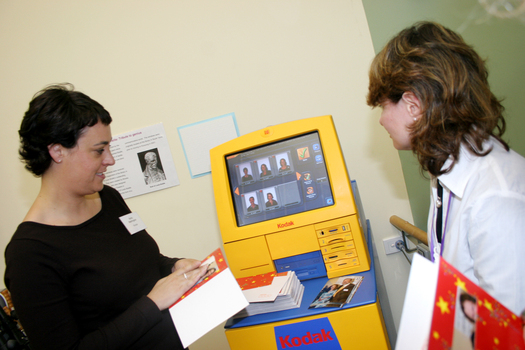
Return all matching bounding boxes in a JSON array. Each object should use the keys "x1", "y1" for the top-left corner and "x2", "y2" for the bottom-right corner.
[{"x1": 367, "y1": 21, "x2": 525, "y2": 316}]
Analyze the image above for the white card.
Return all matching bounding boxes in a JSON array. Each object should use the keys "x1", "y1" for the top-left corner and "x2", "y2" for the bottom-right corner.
[{"x1": 119, "y1": 213, "x2": 147, "y2": 235}]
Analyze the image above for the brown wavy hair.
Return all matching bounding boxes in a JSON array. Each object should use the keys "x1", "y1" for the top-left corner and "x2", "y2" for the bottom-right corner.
[{"x1": 367, "y1": 21, "x2": 508, "y2": 176}]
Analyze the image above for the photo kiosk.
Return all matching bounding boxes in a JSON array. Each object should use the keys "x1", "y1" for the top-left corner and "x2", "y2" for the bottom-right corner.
[
  {"x1": 210, "y1": 116, "x2": 390, "y2": 349},
  {"x1": 210, "y1": 115, "x2": 370, "y2": 280}
]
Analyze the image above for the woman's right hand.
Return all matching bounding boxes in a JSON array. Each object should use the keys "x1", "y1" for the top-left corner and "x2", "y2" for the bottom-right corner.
[{"x1": 147, "y1": 260, "x2": 209, "y2": 310}]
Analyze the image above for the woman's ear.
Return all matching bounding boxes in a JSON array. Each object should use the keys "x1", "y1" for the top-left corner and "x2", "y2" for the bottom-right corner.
[
  {"x1": 48, "y1": 144, "x2": 64, "y2": 163},
  {"x1": 402, "y1": 92, "x2": 422, "y2": 118}
]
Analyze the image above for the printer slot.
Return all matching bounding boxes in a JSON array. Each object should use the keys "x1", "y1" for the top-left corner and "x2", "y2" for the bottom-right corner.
[
  {"x1": 318, "y1": 232, "x2": 353, "y2": 246},
  {"x1": 326, "y1": 257, "x2": 360, "y2": 271},
  {"x1": 315, "y1": 223, "x2": 351, "y2": 238},
  {"x1": 322, "y1": 248, "x2": 357, "y2": 263},
  {"x1": 320, "y1": 240, "x2": 355, "y2": 254}
]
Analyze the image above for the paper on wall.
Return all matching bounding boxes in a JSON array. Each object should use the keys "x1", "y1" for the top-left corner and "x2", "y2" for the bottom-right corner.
[
  {"x1": 177, "y1": 113, "x2": 239, "y2": 178},
  {"x1": 104, "y1": 123, "x2": 179, "y2": 199}
]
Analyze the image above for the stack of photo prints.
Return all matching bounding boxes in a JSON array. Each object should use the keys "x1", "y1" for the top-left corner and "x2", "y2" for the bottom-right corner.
[
  {"x1": 233, "y1": 270, "x2": 304, "y2": 318},
  {"x1": 308, "y1": 275, "x2": 364, "y2": 309}
]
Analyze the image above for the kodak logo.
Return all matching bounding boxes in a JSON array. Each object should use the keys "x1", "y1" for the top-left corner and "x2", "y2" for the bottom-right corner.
[
  {"x1": 277, "y1": 221, "x2": 294, "y2": 229},
  {"x1": 278, "y1": 329, "x2": 333, "y2": 348}
]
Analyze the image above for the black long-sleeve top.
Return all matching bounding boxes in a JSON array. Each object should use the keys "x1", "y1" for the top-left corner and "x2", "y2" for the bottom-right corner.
[{"x1": 5, "y1": 186, "x2": 184, "y2": 350}]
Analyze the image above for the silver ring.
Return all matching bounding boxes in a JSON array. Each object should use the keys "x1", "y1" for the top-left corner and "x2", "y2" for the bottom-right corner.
[{"x1": 184, "y1": 273, "x2": 188, "y2": 280}]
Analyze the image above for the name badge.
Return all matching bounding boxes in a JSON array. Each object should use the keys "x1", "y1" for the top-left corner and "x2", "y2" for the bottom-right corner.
[{"x1": 119, "y1": 213, "x2": 147, "y2": 235}]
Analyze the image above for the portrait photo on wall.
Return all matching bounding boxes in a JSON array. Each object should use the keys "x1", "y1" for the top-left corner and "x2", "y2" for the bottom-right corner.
[
  {"x1": 138, "y1": 148, "x2": 166, "y2": 185},
  {"x1": 308, "y1": 276, "x2": 363, "y2": 309}
]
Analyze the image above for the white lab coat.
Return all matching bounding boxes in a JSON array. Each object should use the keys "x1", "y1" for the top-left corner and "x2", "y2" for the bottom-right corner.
[{"x1": 428, "y1": 137, "x2": 525, "y2": 315}]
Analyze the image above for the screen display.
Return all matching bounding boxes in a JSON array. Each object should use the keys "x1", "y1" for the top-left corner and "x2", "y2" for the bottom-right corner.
[{"x1": 225, "y1": 132, "x2": 334, "y2": 227}]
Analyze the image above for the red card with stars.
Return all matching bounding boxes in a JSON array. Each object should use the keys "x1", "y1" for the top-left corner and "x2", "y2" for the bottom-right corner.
[
  {"x1": 170, "y1": 248, "x2": 229, "y2": 306},
  {"x1": 235, "y1": 271, "x2": 291, "y2": 303},
  {"x1": 236, "y1": 271, "x2": 278, "y2": 291},
  {"x1": 428, "y1": 258, "x2": 524, "y2": 350}
]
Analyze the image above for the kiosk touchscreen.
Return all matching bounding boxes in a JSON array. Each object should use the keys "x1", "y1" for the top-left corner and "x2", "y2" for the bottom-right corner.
[
  {"x1": 228, "y1": 132, "x2": 334, "y2": 227},
  {"x1": 210, "y1": 115, "x2": 370, "y2": 280}
]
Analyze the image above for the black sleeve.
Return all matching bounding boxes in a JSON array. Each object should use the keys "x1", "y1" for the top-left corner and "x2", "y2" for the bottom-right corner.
[{"x1": 158, "y1": 254, "x2": 181, "y2": 277}]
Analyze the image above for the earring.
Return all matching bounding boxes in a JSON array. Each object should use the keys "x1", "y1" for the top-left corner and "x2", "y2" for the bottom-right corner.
[
  {"x1": 57, "y1": 159, "x2": 62, "y2": 163},
  {"x1": 413, "y1": 118, "x2": 417, "y2": 121}
]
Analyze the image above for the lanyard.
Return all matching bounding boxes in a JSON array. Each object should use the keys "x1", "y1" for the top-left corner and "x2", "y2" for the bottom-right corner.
[
  {"x1": 436, "y1": 182, "x2": 443, "y2": 243},
  {"x1": 430, "y1": 182, "x2": 453, "y2": 262}
]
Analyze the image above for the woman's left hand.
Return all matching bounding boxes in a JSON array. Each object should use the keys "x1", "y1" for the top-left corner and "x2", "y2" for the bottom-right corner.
[
  {"x1": 148, "y1": 258, "x2": 208, "y2": 310},
  {"x1": 172, "y1": 258, "x2": 201, "y2": 273}
]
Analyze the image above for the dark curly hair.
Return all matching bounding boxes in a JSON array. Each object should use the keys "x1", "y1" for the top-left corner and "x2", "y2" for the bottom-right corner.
[
  {"x1": 367, "y1": 21, "x2": 507, "y2": 177},
  {"x1": 18, "y1": 83, "x2": 112, "y2": 176}
]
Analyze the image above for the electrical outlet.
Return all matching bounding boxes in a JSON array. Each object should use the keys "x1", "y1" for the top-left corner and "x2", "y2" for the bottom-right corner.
[{"x1": 383, "y1": 237, "x2": 402, "y2": 255}]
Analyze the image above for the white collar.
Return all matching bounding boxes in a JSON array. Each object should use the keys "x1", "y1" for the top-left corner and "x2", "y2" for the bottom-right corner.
[{"x1": 437, "y1": 137, "x2": 498, "y2": 199}]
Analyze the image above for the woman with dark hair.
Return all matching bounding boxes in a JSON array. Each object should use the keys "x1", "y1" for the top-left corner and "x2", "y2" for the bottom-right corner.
[
  {"x1": 459, "y1": 293, "x2": 477, "y2": 324},
  {"x1": 367, "y1": 22, "x2": 525, "y2": 315},
  {"x1": 241, "y1": 167, "x2": 253, "y2": 182},
  {"x1": 5, "y1": 84, "x2": 208, "y2": 349},
  {"x1": 260, "y1": 163, "x2": 271, "y2": 177},
  {"x1": 265, "y1": 192, "x2": 278, "y2": 207}
]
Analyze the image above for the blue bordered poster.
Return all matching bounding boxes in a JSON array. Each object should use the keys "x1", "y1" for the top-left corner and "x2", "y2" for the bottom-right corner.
[{"x1": 177, "y1": 113, "x2": 239, "y2": 178}]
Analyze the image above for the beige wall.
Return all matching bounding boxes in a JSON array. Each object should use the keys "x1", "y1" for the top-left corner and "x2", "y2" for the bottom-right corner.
[{"x1": 0, "y1": 1, "x2": 413, "y2": 349}]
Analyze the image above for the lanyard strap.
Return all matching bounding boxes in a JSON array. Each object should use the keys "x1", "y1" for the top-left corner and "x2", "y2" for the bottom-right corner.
[
  {"x1": 431, "y1": 183, "x2": 454, "y2": 262},
  {"x1": 436, "y1": 182, "x2": 443, "y2": 243}
]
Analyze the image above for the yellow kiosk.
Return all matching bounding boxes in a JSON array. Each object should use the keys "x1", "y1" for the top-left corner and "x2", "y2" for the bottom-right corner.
[{"x1": 210, "y1": 116, "x2": 390, "y2": 349}]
